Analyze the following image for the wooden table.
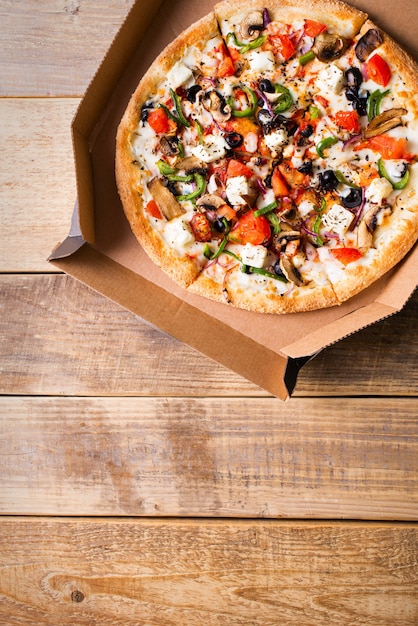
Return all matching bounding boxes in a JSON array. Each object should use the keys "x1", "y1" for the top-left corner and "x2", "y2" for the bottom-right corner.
[{"x1": 1, "y1": 2, "x2": 417, "y2": 623}]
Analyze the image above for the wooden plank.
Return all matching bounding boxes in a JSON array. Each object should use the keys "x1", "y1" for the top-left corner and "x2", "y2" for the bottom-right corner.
[
  {"x1": 1, "y1": 274, "x2": 417, "y2": 397},
  {"x1": 0, "y1": 518, "x2": 417, "y2": 625},
  {"x1": 0, "y1": 99, "x2": 78, "y2": 272},
  {"x1": 0, "y1": 0, "x2": 135, "y2": 96},
  {"x1": 1, "y1": 395, "x2": 417, "y2": 518}
]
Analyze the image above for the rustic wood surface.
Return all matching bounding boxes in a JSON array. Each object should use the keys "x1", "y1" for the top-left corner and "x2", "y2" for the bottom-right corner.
[{"x1": 0, "y1": 1, "x2": 417, "y2": 624}]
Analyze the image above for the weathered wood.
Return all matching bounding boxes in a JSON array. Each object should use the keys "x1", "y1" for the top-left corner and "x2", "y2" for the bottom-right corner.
[
  {"x1": 0, "y1": 99, "x2": 78, "y2": 272},
  {"x1": 0, "y1": 518, "x2": 417, "y2": 625},
  {"x1": 1, "y1": 395, "x2": 417, "y2": 518},
  {"x1": 0, "y1": 0, "x2": 135, "y2": 96},
  {"x1": 1, "y1": 274, "x2": 417, "y2": 397}
]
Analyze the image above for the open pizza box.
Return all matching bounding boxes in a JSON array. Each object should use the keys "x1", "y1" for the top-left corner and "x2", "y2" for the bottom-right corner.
[{"x1": 49, "y1": 0, "x2": 418, "y2": 400}]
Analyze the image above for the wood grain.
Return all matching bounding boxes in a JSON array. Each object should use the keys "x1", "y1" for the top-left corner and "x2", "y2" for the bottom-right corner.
[
  {"x1": 0, "y1": 0, "x2": 135, "y2": 96},
  {"x1": 1, "y1": 395, "x2": 417, "y2": 518},
  {"x1": 0, "y1": 99, "x2": 78, "y2": 272},
  {"x1": 0, "y1": 518, "x2": 417, "y2": 625},
  {"x1": 1, "y1": 274, "x2": 417, "y2": 397}
]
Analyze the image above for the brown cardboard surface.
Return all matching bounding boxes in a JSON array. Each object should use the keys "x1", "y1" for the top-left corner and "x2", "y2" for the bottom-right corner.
[{"x1": 50, "y1": 0, "x2": 418, "y2": 398}]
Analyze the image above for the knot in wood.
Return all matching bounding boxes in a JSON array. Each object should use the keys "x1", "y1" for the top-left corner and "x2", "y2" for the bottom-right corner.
[{"x1": 71, "y1": 590, "x2": 85, "y2": 603}]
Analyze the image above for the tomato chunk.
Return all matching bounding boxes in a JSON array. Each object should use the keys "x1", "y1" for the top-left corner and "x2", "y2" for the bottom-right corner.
[
  {"x1": 231, "y1": 211, "x2": 271, "y2": 245},
  {"x1": 335, "y1": 110, "x2": 360, "y2": 133},
  {"x1": 355, "y1": 135, "x2": 414, "y2": 160},
  {"x1": 269, "y1": 33, "x2": 295, "y2": 60},
  {"x1": 271, "y1": 167, "x2": 290, "y2": 196},
  {"x1": 147, "y1": 108, "x2": 170, "y2": 134},
  {"x1": 331, "y1": 247, "x2": 362, "y2": 265},
  {"x1": 217, "y1": 49, "x2": 235, "y2": 78},
  {"x1": 304, "y1": 19, "x2": 327, "y2": 37},
  {"x1": 365, "y1": 53, "x2": 391, "y2": 87},
  {"x1": 145, "y1": 199, "x2": 163, "y2": 220},
  {"x1": 190, "y1": 212, "x2": 212, "y2": 242},
  {"x1": 226, "y1": 158, "x2": 253, "y2": 179}
]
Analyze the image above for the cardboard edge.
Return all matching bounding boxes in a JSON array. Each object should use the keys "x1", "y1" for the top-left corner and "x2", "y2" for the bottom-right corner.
[
  {"x1": 49, "y1": 244, "x2": 292, "y2": 400},
  {"x1": 69, "y1": 0, "x2": 165, "y2": 244}
]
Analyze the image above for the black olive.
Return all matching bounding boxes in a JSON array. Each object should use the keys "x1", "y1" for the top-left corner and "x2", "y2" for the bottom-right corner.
[
  {"x1": 300, "y1": 124, "x2": 314, "y2": 138},
  {"x1": 345, "y1": 67, "x2": 363, "y2": 90},
  {"x1": 354, "y1": 96, "x2": 368, "y2": 117},
  {"x1": 283, "y1": 119, "x2": 298, "y2": 136},
  {"x1": 213, "y1": 217, "x2": 228, "y2": 232},
  {"x1": 341, "y1": 188, "x2": 363, "y2": 209},
  {"x1": 186, "y1": 84, "x2": 202, "y2": 102},
  {"x1": 140, "y1": 104, "x2": 153, "y2": 122},
  {"x1": 259, "y1": 78, "x2": 275, "y2": 93},
  {"x1": 264, "y1": 173, "x2": 273, "y2": 189},
  {"x1": 319, "y1": 170, "x2": 339, "y2": 191},
  {"x1": 257, "y1": 108, "x2": 274, "y2": 128},
  {"x1": 272, "y1": 260, "x2": 286, "y2": 279},
  {"x1": 225, "y1": 132, "x2": 244, "y2": 149},
  {"x1": 298, "y1": 160, "x2": 313, "y2": 175},
  {"x1": 346, "y1": 87, "x2": 368, "y2": 116}
]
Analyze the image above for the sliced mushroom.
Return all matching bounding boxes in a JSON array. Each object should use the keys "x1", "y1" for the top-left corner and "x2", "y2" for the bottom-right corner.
[
  {"x1": 357, "y1": 219, "x2": 373, "y2": 251},
  {"x1": 196, "y1": 193, "x2": 225, "y2": 210},
  {"x1": 357, "y1": 203, "x2": 392, "y2": 250},
  {"x1": 175, "y1": 155, "x2": 205, "y2": 172},
  {"x1": 313, "y1": 32, "x2": 349, "y2": 62},
  {"x1": 159, "y1": 135, "x2": 181, "y2": 157},
  {"x1": 279, "y1": 255, "x2": 306, "y2": 286},
  {"x1": 364, "y1": 108, "x2": 407, "y2": 139},
  {"x1": 273, "y1": 230, "x2": 301, "y2": 254},
  {"x1": 205, "y1": 90, "x2": 231, "y2": 123},
  {"x1": 355, "y1": 28, "x2": 383, "y2": 62},
  {"x1": 147, "y1": 177, "x2": 185, "y2": 220},
  {"x1": 240, "y1": 10, "x2": 264, "y2": 41}
]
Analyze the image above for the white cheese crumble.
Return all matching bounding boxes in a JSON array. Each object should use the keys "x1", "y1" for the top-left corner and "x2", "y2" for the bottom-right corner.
[
  {"x1": 246, "y1": 50, "x2": 275, "y2": 74},
  {"x1": 298, "y1": 200, "x2": 316, "y2": 218},
  {"x1": 316, "y1": 64, "x2": 344, "y2": 94},
  {"x1": 264, "y1": 129, "x2": 288, "y2": 153},
  {"x1": 163, "y1": 215, "x2": 195, "y2": 253},
  {"x1": 226, "y1": 175, "x2": 249, "y2": 206},
  {"x1": 166, "y1": 61, "x2": 193, "y2": 90},
  {"x1": 322, "y1": 203, "x2": 354, "y2": 236},
  {"x1": 365, "y1": 177, "x2": 393, "y2": 204},
  {"x1": 191, "y1": 135, "x2": 228, "y2": 163},
  {"x1": 240, "y1": 243, "x2": 268, "y2": 268}
]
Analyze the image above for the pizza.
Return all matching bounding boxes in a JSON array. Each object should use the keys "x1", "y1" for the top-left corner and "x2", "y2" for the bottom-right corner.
[{"x1": 115, "y1": 0, "x2": 418, "y2": 314}]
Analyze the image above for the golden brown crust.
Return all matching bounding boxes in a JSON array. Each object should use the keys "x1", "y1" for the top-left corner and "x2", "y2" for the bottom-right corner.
[
  {"x1": 115, "y1": 12, "x2": 221, "y2": 287},
  {"x1": 214, "y1": 0, "x2": 367, "y2": 38},
  {"x1": 188, "y1": 265, "x2": 339, "y2": 314}
]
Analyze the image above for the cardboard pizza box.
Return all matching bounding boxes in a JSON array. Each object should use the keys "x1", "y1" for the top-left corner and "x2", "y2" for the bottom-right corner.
[{"x1": 49, "y1": 0, "x2": 418, "y2": 400}]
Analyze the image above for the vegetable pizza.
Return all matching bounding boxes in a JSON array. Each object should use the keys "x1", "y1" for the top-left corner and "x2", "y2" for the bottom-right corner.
[{"x1": 115, "y1": 0, "x2": 418, "y2": 313}]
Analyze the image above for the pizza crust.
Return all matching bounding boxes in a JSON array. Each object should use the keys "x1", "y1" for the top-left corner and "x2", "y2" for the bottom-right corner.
[{"x1": 214, "y1": 0, "x2": 367, "y2": 38}]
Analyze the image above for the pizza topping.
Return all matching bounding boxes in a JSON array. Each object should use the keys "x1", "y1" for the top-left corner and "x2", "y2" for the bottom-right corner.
[
  {"x1": 365, "y1": 53, "x2": 391, "y2": 87},
  {"x1": 240, "y1": 10, "x2": 265, "y2": 41},
  {"x1": 364, "y1": 107, "x2": 407, "y2": 139},
  {"x1": 204, "y1": 90, "x2": 232, "y2": 123},
  {"x1": 331, "y1": 247, "x2": 362, "y2": 265},
  {"x1": 147, "y1": 177, "x2": 184, "y2": 220},
  {"x1": 191, "y1": 135, "x2": 228, "y2": 163},
  {"x1": 378, "y1": 159, "x2": 410, "y2": 190},
  {"x1": 365, "y1": 176, "x2": 393, "y2": 204},
  {"x1": 355, "y1": 28, "x2": 384, "y2": 63},
  {"x1": 312, "y1": 32, "x2": 348, "y2": 62},
  {"x1": 367, "y1": 88, "x2": 390, "y2": 121},
  {"x1": 316, "y1": 64, "x2": 345, "y2": 94}
]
